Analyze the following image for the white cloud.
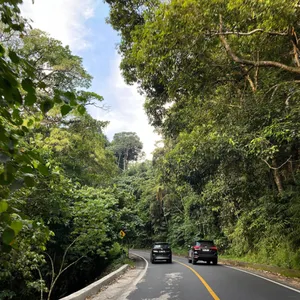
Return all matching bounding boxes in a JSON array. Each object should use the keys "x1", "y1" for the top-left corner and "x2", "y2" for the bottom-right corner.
[
  {"x1": 89, "y1": 55, "x2": 161, "y2": 160},
  {"x1": 20, "y1": 0, "x2": 160, "y2": 159},
  {"x1": 21, "y1": 0, "x2": 98, "y2": 51}
]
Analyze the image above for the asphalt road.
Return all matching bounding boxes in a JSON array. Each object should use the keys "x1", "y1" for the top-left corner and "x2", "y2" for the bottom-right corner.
[{"x1": 127, "y1": 250, "x2": 300, "y2": 300}]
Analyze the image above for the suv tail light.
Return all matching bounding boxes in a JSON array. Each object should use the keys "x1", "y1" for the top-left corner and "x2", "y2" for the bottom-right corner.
[{"x1": 210, "y1": 246, "x2": 218, "y2": 250}]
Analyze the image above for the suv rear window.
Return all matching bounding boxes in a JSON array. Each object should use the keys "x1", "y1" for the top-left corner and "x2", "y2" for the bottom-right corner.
[
  {"x1": 195, "y1": 241, "x2": 214, "y2": 247},
  {"x1": 153, "y1": 243, "x2": 170, "y2": 249}
]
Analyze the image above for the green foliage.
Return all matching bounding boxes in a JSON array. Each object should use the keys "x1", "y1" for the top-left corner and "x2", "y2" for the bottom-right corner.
[
  {"x1": 110, "y1": 132, "x2": 143, "y2": 170},
  {"x1": 106, "y1": 0, "x2": 300, "y2": 272},
  {"x1": 0, "y1": 2, "x2": 133, "y2": 299}
]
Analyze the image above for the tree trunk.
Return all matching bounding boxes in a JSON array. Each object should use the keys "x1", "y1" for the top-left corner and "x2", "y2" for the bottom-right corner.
[
  {"x1": 117, "y1": 152, "x2": 122, "y2": 169},
  {"x1": 272, "y1": 159, "x2": 284, "y2": 194},
  {"x1": 123, "y1": 149, "x2": 128, "y2": 171}
]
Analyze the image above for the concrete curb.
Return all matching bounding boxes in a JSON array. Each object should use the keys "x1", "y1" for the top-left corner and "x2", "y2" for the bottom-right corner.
[{"x1": 59, "y1": 264, "x2": 129, "y2": 300}]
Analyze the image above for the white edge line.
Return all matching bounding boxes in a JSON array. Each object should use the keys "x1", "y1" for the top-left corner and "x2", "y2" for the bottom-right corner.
[
  {"x1": 117, "y1": 252, "x2": 149, "y2": 300},
  {"x1": 130, "y1": 252, "x2": 149, "y2": 285},
  {"x1": 224, "y1": 265, "x2": 300, "y2": 294}
]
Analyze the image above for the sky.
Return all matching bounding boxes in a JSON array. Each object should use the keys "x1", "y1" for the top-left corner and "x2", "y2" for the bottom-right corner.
[{"x1": 21, "y1": 0, "x2": 160, "y2": 159}]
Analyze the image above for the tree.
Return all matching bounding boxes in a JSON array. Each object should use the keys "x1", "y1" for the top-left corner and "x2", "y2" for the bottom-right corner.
[
  {"x1": 106, "y1": 0, "x2": 300, "y2": 269},
  {"x1": 110, "y1": 132, "x2": 143, "y2": 170},
  {"x1": 0, "y1": 2, "x2": 125, "y2": 299}
]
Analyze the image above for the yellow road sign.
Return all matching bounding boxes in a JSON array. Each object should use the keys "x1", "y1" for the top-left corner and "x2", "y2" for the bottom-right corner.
[{"x1": 120, "y1": 230, "x2": 126, "y2": 238}]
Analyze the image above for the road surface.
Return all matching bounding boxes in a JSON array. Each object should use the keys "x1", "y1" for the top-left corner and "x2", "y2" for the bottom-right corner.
[{"x1": 126, "y1": 250, "x2": 300, "y2": 300}]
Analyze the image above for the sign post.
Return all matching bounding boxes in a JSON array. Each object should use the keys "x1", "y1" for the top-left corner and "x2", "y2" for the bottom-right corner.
[{"x1": 119, "y1": 230, "x2": 126, "y2": 258}]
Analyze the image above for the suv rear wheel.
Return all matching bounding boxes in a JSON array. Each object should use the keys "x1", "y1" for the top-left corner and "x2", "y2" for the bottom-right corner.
[
  {"x1": 213, "y1": 258, "x2": 218, "y2": 265},
  {"x1": 192, "y1": 256, "x2": 196, "y2": 265}
]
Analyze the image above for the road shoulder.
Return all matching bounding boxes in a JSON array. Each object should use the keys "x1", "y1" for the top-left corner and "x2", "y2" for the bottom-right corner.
[
  {"x1": 89, "y1": 254, "x2": 147, "y2": 300},
  {"x1": 220, "y1": 260, "x2": 300, "y2": 292}
]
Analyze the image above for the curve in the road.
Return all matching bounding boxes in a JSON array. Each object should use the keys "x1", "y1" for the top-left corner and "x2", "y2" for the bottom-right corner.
[{"x1": 128, "y1": 250, "x2": 300, "y2": 300}]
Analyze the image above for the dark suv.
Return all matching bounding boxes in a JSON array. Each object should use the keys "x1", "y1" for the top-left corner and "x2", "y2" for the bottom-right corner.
[
  {"x1": 150, "y1": 242, "x2": 172, "y2": 263},
  {"x1": 188, "y1": 240, "x2": 218, "y2": 265}
]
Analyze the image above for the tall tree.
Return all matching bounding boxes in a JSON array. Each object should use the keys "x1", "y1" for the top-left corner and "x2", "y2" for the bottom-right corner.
[{"x1": 110, "y1": 132, "x2": 143, "y2": 170}]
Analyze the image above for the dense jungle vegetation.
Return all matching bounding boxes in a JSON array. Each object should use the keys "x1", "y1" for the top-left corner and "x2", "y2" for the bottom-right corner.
[
  {"x1": 1, "y1": 0, "x2": 300, "y2": 299},
  {"x1": 104, "y1": 0, "x2": 300, "y2": 268}
]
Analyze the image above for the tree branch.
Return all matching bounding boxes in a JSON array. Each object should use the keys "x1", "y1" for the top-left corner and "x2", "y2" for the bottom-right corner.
[
  {"x1": 59, "y1": 236, "x2": 79, "y2": 274},
  {"x1": 210, "y1": 29, "x2": 288, "y2": 36},
  {"x1": 36, "y1": 267, "x2": 44, "y2": 300},
  {"x1": 261, "y1": 156, "x2": 292, "y2": 170},
  {"x1": 44, "y1": 252, "x2": 55, "y2": 291},
  {"x1": 265, "y1": 80, "x2": 300, "y2": 100},
  {"x1": 61, "y1": 256, "x2": 84, "y2": 275},
  {"x1": 218, "y1": 16, "x2": 300, "y2": 75},
  {"x1": 219, "y1": 15, "x2": 256, "y2": 92}
]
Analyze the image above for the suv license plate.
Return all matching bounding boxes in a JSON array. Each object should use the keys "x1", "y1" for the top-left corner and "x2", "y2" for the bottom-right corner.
[{"x1": 203, "y1": 249, "x2": 209, "y2": 252}]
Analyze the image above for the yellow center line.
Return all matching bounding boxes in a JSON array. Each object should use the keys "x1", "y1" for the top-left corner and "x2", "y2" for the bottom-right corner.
[{"x1": 174, "y1": 260, "x2": 220, "y2": 300}]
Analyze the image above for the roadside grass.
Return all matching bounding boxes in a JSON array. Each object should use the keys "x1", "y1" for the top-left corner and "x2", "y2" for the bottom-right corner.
[
  {"x1": 94, "y1": 255, "x2": 135, "y2": 282},
  {"x1": 220, "y1": 255, "x2": 300, "y2": 279},
  {"x1": 172, "y1": 248, "x2": 187, "y2": 257}
]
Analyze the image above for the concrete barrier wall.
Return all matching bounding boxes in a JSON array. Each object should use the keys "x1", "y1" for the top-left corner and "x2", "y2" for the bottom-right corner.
[{"x1": 60, "y1": 264, "x2": 129, "y2": 300}]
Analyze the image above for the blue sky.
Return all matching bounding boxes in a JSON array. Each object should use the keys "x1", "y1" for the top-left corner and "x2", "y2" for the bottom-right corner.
[{"x1": 21, "y1": 0, "x2": 160, "y2": 158}]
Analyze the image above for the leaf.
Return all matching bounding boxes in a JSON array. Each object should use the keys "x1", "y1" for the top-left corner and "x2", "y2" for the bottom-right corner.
[
  {"x1": 0, "y1": 44, "x2": 5, "y2": 56},
  {"x1": 0, "y1": 171, "x2": 14, "y2": 185},
  {"x1": 11, "y1": 220, "x2": 23, "y2": 235},
  {"x1": 61, "y1": 104, "x2": 72, "y2": 116},
  {"x1": 15, "y1": 129, "x2": 25, "y2": 137},
  {"x1": 38, "y1": 81, "x2": 47, "y2": 89},
  {"x1": 11, "y1": 23, "x2": 23, "y2": 31},
  {"x1": 0, "y1": 201, "x2": 8, "y2": 213},
  {"x1": 21, "y1": 78, "x2": 35, "y2": 94},
  {"x1": 24, "y1": 175, "x2": 35, "y2": 187},
  {"x1": 2, "y1": 244, "x2": 12, "y2": 253},
  {"x1": 37, "y1": 163, "x2": 49, "y2": 176},
  {"x1": 20, "y1": 166, "x2": 34, "y2": 173},
  {"x1": 64, "y1": 91, "x2": 76, "y2": 102},
  {"x1": 77, "y1": 105, "x2": 86, "y2": 115},
  {"x1": 12, "y1": 108, "x2": 22, "y2": 124},
  {"x1": 12, "y1": 88, "x2": 23, "y2": 105},
  {"x1": 2, "y1": 227, "x2": 15, "y2": 245},
  {"x1": 27, "y1": 150, "x2": 41, "y2": 160},
  {"x1": 21, "y1": 125, "x2": 29, "y2": 133},
  {"x1": 8, "y1": 50, "x2": 20, "y2": 64},
  {"x1": 32, "y1": 160, "x2": 39, "y2": 168},
  {"x1": 25, "y1": 92, "x2": 37, "y2": 106},
  {"x1": 0, "y1": 109, "x2": 12, "y2": 122},
  {"x1": 40, "y1": 100, "x2": 54, "y2": 114}
]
